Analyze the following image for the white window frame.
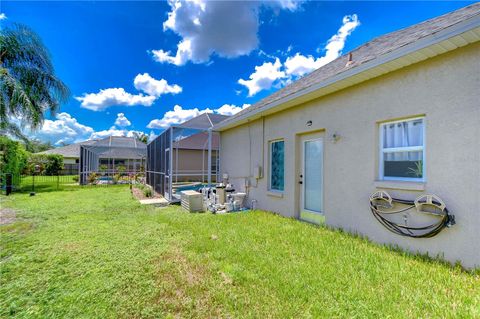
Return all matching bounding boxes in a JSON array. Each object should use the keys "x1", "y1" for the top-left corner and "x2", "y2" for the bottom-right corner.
[
  {"x1": 268, "y1": 139, "x2": 285, "y2": 192},
  {"x1": 379, "y1": 116, "x2": 426, "y2": 182}
]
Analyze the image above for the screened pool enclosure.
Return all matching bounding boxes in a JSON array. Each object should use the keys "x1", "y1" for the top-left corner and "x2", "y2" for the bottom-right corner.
[
  {"x1": 79, "y1": 136, "x2": 147, "y2": 185},
  {"x1": 146, "y1": 113, "x2": 228, "y2": 201}
]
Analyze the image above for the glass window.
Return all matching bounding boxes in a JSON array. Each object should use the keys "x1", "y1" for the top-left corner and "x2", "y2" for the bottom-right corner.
[
  {"x1": 304, "y1": 139, "x2": 323, "y2": 212},
  {"x1": 269, "y1": 140, "x2": 285, "y2": 191},
  {"x1": 380, "y1": 117, "x2": 425, "y2": 181}
]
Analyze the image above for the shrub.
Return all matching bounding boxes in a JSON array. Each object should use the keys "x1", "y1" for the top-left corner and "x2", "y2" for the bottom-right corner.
[
  {"x1": 116, "y1": 165, "x2": 126, "y2": 175},
  {"x1": 0, "y1": 136, "x2": 29, "y2": 181},
  {"x1": 44, "y1": 154, "x2": 63, "y2": 175},
  {"x1": 27, "y1": 153, "x2": 64, "y2": 175},
  {"x1": 72, "y1": 175, "x2": 79, "y2": 182},
  {"x1": 143, "y1": 187, "x2": 153, "y2": 198},
  {"x1": 87, "y1": 173, "x2": 98, "y2": 184}
]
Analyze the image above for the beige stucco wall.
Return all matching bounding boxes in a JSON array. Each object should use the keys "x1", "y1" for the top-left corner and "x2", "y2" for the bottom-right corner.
[
  {"x1": 172, "y1": 149, "x2": 218, "y2": 182},
  {"x1": 220, "y1": 42, "x2": 480, "y2": 268},
  {"x1": 63, "y1": 158, "x2": 77, "y2": 165}
]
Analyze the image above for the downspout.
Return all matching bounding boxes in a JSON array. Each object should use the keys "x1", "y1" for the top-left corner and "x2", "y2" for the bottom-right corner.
[{"x1": 262, "y1": 116, "x2": 265, "y2": 170}]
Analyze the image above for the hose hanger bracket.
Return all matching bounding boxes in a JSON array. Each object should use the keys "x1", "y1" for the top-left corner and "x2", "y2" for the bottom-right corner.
[
  {"x1": 369, "y1": 191, "x2": 455, "y2": 238},
  {"x1": 414, "y1": 194, "x2": 446, "y2": 215}
]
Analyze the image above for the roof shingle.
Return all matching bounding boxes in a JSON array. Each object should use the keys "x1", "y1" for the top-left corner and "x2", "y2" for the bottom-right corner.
[
  {"x1": 38, "y1": 136, "x2": 146, "y2": 159},
  {"x1": 220, "y1": 3, "x2": 480, "y2": 126}
]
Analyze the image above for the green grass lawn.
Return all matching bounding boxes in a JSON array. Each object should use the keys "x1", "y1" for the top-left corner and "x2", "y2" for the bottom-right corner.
[{"x1": 1, "y1": 187, "x2": 479, "y2": 318}]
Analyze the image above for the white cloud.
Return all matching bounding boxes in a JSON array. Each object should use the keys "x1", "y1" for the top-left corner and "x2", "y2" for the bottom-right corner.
[
  {"x1": 147, "y1": 103, "x2": 249, "y2": 129},
  {"x1": 214, "y1": 103, "x2": 250, "y2": 116},
  {"x1": 148, "y1": 131, "x2": 158, "y2": 142},
  {"x1": 0, "y1": 13, "x2": 7, "y2": 20},
  {"x1": 133, "y1": 73, "x2": 182, "y2": 97},
  {"x1": 75, "y1": 88, "x2": 156, "y2": 111},
  {"x1": 238, "y1": 58, "x2": 285, "y2": 97},
  {"x1": 114, "y1": 113, "x2": 131, "y2": 127},
  {"x1": 238, "y1": 14, "x2": 360, "y2": 96},
  {"x1": 284, "y1": 53, "x2": 321, "y2": 78},
  {"x1": 26, "y1": 112, "x2": 151, "y2": 146},
  {"x1": 151, "y1": 0, "x2": 301, "y2": 66},
  {"x1": 28, "y1": 101, "x2": 249, "y2": 146},
  {"x1": 76, "y1": 74, "x2": 181, "y2": 111},
  {"x1": 147, "y1": 104, "x2": 210, "y2": 129},
  {"x1": 28, "y1": 112, "x2": 94, "y2": 145},
  {"x1": 284, "y1": 14, "x2": 360, "y2": 77},
  {"x1": 89, "y1": 127, "x2": 144, "y2": 140}
]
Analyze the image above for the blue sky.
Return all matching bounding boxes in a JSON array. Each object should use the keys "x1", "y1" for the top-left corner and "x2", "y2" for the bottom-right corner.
[{"x1": 1, "y1": 1, "x2": 474, "y2": 145}]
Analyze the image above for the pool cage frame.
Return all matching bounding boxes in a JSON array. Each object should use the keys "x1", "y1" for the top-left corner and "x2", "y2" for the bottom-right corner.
[
  {"x1": 79, "y1": 141, "x2": 146, "y2": 185},
  {"x1": 146, "y1": 125, "x2": 220, "y2": 202}
]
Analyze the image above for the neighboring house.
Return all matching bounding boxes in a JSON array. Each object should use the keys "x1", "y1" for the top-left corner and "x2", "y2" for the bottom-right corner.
[
  {"x1": 147, "y1": 113, "x2": 229, "y2": 200},
  {"x1": 172, "y1": 131, "x2": 221, "y2": 183},
  {"x1": 214, "y1": 4, "x2": 480, "y2": 268},
  {"x1": 39, "y1": 136, "x2": 147, "y2": 174},
  {"x1": 38, "y1": 140, "x2": 96, "y2": 174}
]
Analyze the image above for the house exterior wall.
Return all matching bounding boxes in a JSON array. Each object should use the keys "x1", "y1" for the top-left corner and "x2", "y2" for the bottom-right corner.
[
  {"x1": 219, "y1": 42, "x2": 480, "y2": 268},
  {"x1": 62, "y1": 157, "x2": 79, "y2": 175},
  {"x1": 63, "y1": 157, "x2": 77, "y2": 165},
  {"x1": 172, "y1": 149, "x2": 218, "y2": 182}
]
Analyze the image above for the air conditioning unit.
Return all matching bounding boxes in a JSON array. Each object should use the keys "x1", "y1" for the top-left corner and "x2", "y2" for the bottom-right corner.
[{"x1": 181, "y1": 190, "x2": 203, "y2": 212}]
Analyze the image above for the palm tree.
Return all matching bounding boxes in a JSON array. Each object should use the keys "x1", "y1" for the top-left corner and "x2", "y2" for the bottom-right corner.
[
  {"x1": 132, "y1": 131, "x2": 149, "y2": 144},
  {"x1": 0, "y1": 23, "x2": 69, "y2": 140}
]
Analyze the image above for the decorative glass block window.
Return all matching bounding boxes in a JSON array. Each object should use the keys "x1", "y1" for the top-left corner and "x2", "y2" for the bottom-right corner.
[
  {"x1": 269, "y1": 140, "x2": 285, "y2": 191},
  {"x1": 379, "y1": 117, "x2": 425, "y2": 181}
]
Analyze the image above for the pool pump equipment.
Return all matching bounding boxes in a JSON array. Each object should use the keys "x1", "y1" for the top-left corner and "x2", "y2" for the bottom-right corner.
[
  {"x1": 179, "y1": 183, "x2": 248, "y2": 214},
  {"x1": 201, "y1": 183, "x2": 247, "y2": 213},
  {"x1": 369, "y1": 191, "x2": 455, "y2": 238}
]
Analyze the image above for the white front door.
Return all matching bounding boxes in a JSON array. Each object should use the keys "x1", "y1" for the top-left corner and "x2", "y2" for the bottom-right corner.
[{"x1": 299, "y1": 133, "x2": 324, "y2": 224}]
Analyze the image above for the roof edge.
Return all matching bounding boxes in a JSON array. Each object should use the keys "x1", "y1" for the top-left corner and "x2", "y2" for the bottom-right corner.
[{"x1": 214, "y1": 13, "x2": 480, "y2": 132}]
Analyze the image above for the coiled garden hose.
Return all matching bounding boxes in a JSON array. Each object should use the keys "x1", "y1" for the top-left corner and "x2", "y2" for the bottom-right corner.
[{"x1": 369, "y1": 191, "x2": 455, "y2": 238}]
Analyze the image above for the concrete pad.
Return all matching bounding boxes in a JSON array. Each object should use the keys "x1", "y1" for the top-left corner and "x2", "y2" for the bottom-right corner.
[{"x1": 139, "y1": 198, "x2": 169, "y2": 207}]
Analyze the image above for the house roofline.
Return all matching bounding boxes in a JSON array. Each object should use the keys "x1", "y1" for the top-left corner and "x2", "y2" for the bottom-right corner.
[{"x1": 214, "y1": 14, "x2": 480, "y2": 132}]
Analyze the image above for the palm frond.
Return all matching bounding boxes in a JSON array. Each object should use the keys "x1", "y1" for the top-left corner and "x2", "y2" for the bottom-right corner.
[{"x1": 0, "y1": 23, "x2": 70, "y2": 132}]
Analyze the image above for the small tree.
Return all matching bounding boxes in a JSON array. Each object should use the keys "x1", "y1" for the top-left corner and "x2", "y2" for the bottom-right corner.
[
  {"x1": 0, "y1": 136, "x2": 29, "y2": 184},
  {"x1": 132, "y1": 132, "x2": 148, "y2": 144},
  {"x1": 27, "y1": 153, "x2": 63, "y2": 175},
  {"x1": 44, "y1": 154, "x2": 63, "y2": 175},
  {"x1": 23, "y1": 139, "x2": 54, "y2": 153}
]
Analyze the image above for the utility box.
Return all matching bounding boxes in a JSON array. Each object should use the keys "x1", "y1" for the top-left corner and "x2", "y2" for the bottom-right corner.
[
  {"x1": 254, "y1": 165, "x2": 263, "y2": 179},
  {"x1": 181, "y1": 190, "x2": 203, "y2": 212}
]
